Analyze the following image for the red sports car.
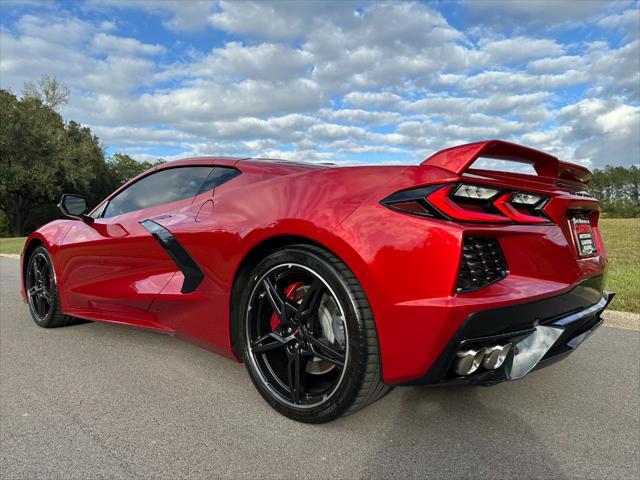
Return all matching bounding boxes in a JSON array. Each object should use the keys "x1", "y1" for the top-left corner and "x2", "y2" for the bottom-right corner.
[{"x1": 21, "y1": 140, "x2": 613, "y2": 423}]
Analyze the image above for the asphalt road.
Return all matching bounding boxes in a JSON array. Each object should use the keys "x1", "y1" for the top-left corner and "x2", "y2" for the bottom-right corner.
[{"x1": 1, "y1": 257, "x2": 638, "y2": 479}]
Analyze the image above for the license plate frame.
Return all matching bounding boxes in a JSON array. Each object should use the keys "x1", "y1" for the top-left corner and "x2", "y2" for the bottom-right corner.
[{"x1": 571, "y1": 217, "x2": 596, "y2": 257}]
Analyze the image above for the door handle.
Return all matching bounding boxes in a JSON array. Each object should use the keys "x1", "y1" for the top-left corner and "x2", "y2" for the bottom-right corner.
[{"x1": 195, "y1": 200, "x2": 214, "y2": 222}]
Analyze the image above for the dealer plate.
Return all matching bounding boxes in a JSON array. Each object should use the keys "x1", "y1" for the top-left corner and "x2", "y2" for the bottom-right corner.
[{"x1": 571, "y1": 217, "x2": 596, "y2": 257}]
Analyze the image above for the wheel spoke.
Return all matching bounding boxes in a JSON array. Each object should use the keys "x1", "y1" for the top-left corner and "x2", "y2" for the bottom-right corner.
[
  {"x1": 262, "y1": 277, "x2": 282, "y2": 316},
  {"x1": 287, "y1": 349, "x2": 306, "y2": 403},
  {"x1": 306, "y1": 335, "x2": 345, "y2": 368},
  {"x1": 262, "y1": 276, "x2": 298, "y2": 322},
  {"x1": 297, "y1": 279, "x2": 324, "y2": 323},
  {"x1": 35, "y1": 293, "x2": 45, "y2": 315},
  {"x1": 37, "y1": 256, "x2": 46, "y2": 275},
  {"x1": 251, "y1": 332, "x2": 291, "y2": 354},
  {"x1": 31, "y1": 260, "x2": 39, "y2": 281},
  {"x1": 40, "y1": 289, "x2": 52, "y2": 303}
]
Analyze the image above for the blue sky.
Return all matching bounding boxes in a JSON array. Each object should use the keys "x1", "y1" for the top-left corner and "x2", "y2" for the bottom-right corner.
[{"x1": 1, "y1": 0, "x2": 638, "y2": 168}]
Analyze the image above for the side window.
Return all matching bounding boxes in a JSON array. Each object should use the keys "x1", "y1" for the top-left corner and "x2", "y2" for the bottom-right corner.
[
  {"x1": 103, "y1": 167, "x2": 213, "y2": 218},
  {"x1": 197, "y1": 167, "x2": 241, "y2": 195}
]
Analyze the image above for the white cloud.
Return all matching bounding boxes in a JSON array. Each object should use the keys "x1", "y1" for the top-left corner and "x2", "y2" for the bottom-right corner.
[
  {"x1": 0, "y1": 19, "x2": 94, "y2": 92},
  {"x1": 478, "y1": 37, "x2": 565, "y2": 63},
  {"x1": 92, "y1": 125, "x2": 197, "y2": 147},
  {"x1": 597, "y1": 7, "x2": 640, "y2": 37},
  {"x1": 92, "y1": 33, "x2": 165, "y2": 56},
  {"x1": 464, "y1": 0, "x2": 617, "y2": 31},
  {"x1": 321, "y1": 109, "x2": 401, "y2": 125},
  {"x1": 559, "y1": 98, "x2": 640, "y2": 168},
  {"x1": 209, "y1": 0, "x2": 360, "y2": 40},
  {"x1": 344, "y1": 92, "x2": 403, "y2": 108},
  {"x1": 134, "y1": 78, "x2": 325, "y2": 122},
  {"x1": 16, "y1": 13, "x2": 92, "y2": 43},
  {"x1": 170, "y1": 42, "x2": 313, "y2": 82},
  {"x1": 308, "y1": 123, "x2": 368, "y2": 141},
  {"x1": 527, "y1": 55, "x2": 581, "y2": 74}
]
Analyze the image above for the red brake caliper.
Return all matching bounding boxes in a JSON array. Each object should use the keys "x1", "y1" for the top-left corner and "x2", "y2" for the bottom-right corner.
[{"x1": 270, "y1": 281, "x2": 305, "y2": 332}]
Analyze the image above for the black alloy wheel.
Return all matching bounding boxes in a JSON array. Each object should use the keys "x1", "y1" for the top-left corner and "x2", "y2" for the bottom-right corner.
[
  {"x1": 26, "y1": 250, "x2": 54, "y2": 321},
  {"x1": 25, "y1": 246, "x2": 78, "y2": 328},
  {"x1": 240, "y1": 244, "x2": 389, "y2": 423}
]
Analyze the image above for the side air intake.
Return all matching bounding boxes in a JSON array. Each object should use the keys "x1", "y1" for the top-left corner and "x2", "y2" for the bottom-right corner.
[{"x1": 457, "y1": 237, "x2": 508, "y2": 293}]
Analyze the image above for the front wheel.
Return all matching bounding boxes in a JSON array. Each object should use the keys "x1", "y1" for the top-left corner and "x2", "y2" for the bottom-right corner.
[
  {"x1": 25, "y1": 246, "x2": 78, "y2": 328},
  {"x1": 239, "y1": 244, "x2": 389, "y2": 423}
]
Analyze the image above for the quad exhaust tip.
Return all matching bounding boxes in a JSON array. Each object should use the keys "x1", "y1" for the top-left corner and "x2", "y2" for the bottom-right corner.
[{"x1": 453, "y1": 343, "x2": 512, "y2": 376}]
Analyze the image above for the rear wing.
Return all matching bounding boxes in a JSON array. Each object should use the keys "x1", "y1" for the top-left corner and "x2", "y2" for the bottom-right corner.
[{"x1": 421, "y1": 140, "x2": 592, "y2": 185}]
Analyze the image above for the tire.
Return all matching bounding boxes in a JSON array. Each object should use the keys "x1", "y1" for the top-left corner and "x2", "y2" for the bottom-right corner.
[
  {"x1": 239, "y1": 244, "x2": 390, "y2": 423},
  {"x1": 25, "y1": 246, "x2": 78, "y2": 328}
]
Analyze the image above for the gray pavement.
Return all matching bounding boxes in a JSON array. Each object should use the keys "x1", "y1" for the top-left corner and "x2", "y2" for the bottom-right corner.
[{"x1": 1, "y1": 257, "x2": 638, "y2": 479}]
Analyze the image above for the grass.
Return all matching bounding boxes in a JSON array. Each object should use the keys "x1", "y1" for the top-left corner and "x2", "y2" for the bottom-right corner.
[
  {"x1": 0, "y1": 237, "x2": 26, "y2": 255},
  {"x1": 599, "y1": 218, "x2": 640, "y2": 314},
  {"x1": 0, "y1": 218, "x2": 638, "y2": 312}
]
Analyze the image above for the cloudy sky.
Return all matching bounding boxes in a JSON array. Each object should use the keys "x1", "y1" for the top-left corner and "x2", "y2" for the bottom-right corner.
[{"x1": 1, "y1": 0, "x2": 638, "y2": 168}]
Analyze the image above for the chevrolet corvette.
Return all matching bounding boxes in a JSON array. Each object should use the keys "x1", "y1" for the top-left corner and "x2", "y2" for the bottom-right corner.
[{"x1": 21, "y1": 139, "x2": 613, "y2": 423}]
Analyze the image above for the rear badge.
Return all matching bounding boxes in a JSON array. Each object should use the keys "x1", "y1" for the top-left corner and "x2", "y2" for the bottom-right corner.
[{"x1": 572, "y1": 217, "x2": 596, "y2": 257}]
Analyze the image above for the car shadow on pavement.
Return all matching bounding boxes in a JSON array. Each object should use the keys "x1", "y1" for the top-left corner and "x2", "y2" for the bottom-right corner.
[{"x1": 356, "y1": 385, "x2": 565, "y2": 479}]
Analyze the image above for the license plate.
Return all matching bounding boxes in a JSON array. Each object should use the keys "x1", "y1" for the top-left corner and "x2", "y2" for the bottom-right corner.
[{"x1": 572, "y1": 217, "x2": 596, "y2": 257}]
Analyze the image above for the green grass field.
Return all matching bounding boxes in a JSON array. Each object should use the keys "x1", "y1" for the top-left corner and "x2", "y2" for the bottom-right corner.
[
  {"x1": 0, "y1": 237, "x2": 26, "y2": 255},
  {"x1": 599, "y1": 218, "x2": 640, "y2": 313},
  {"x1": 1, "y1": 218, "x2": 638, "y2": 312}
]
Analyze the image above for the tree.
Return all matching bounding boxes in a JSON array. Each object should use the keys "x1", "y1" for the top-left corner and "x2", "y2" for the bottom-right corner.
[
  {"x1": 0, "y1": 90, "x2": 104, "y2": 236},
  {"x1": 590, "y1": 165, "x2": 639, "y2": 218},
  {"x1": 107, "y1": 153, "x2": 164, "y2": 186},
  {"x1": 22, "y1": 74, "x2": 70, "y2": 110}
]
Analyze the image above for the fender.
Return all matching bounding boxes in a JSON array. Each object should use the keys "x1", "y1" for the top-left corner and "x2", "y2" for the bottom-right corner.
[{"x1": 20, "y1": 220, "x2": 76, "y2": 303}]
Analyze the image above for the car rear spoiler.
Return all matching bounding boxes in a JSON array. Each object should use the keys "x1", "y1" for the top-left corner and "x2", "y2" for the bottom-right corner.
[{"x1": 421, "y1": 139, "x2": 592, "y2": 185}]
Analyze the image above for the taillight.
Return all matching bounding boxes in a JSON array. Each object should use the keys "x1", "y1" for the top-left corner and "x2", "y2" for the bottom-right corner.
[
  {"x1": 381, "y1": 183, "x2": 550, "y2": 224},
  {"x1": 492, "y1": 193, "x2": 549, "y2": 224},
  {"x1": 428, "y1": 185, "x2": 510, "y2": 223},
  {"x1": 379, "y1": 185, "x2": 442, "y2": 218}
]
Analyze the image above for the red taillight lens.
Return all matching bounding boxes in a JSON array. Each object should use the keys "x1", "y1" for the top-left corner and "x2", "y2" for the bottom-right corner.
[
  {"x1": 427, "y1": 186, "x2": 510, "y2": 223},
  {"x1": 493, "y1": 193, "x2": 549, "y2": 224}
]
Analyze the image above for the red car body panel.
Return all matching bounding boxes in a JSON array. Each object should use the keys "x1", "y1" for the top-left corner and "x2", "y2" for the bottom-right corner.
[{"x1": 21, "y1": 140, "x2": 608, "y2": 384}]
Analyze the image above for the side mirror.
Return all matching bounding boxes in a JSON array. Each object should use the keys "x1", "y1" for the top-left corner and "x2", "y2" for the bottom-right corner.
[{"x1": 58, "y1": 194, "x2": 93, "y2": 222}]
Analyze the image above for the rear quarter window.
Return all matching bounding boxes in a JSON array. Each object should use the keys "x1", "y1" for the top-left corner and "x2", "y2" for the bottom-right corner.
[{"x1": 197, "y1": 167, "x2": 241, "y2": 195}]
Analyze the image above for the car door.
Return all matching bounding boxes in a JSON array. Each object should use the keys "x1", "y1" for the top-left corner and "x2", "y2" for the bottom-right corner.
[
  {"x1": 142, "y1": 166, "x2": 243, "y2": 342},
  {"x1": 57, "y1": 165, "x2": 214, "y2": 328}
]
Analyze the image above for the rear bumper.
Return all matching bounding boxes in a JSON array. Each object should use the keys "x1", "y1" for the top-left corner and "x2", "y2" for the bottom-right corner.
[{"x1": 400, "y1": 278, "x2": 614, "y2": 386}]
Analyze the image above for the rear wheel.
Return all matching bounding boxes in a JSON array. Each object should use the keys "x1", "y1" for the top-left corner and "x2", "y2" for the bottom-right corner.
[
  {"x1": 25, "y1": 246, "x2": 78, "y2": 328},
  {"x1": 239, "y1": 244, "x2": 389, "y2": 423}
]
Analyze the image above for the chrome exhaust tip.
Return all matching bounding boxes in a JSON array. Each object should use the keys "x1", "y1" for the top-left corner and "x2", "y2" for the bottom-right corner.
[
  {"x1": 453, "y1": 348, "x2": 486, "y2": 376},
  {"x1": 481, "y1": 343, "x2": 512, "y2": 370}
]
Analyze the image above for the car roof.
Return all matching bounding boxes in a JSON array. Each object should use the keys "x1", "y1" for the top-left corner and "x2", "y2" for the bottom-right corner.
[{"x1": 157, "y1": 156, "x2": 334, "y2": 171}]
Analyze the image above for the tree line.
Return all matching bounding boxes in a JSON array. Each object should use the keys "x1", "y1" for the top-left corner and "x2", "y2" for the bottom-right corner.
[
  {"x1": 0, "y1": 78, "x2": 162, "y2": 236},
  {"x1": 0, "y1": 77, "x2": 638, "y2": 237}
]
